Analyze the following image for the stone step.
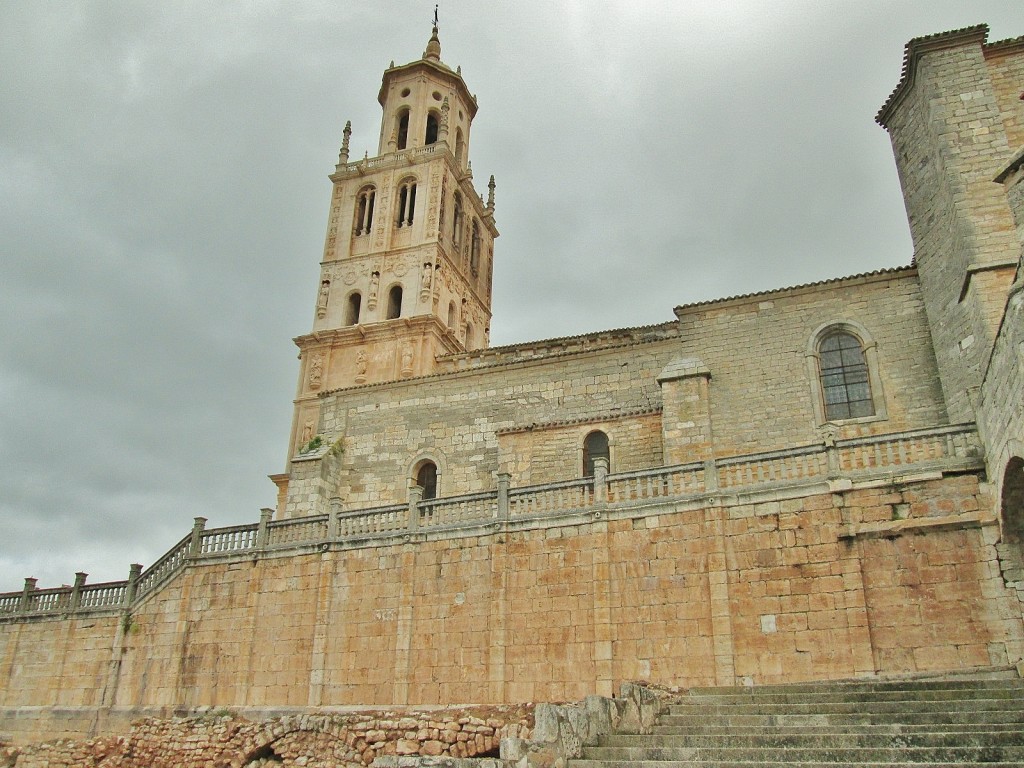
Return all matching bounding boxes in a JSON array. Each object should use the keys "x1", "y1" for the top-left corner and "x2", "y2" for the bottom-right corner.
[
  {"x1": 603, "y1": 731, "x2": 1024, "y2": 749},
  {"x1": 684, "y1": 677, "x2": 1024, "y2": 696},
  {"x1": 651, "y1": 723, "x2": 1024, "y2": 736},
  {"x1": 680, "y1": 686, "x2": 1024, "y2": 705},
  {"x1": 569, "y1": 762, "x2": 1024, "y2": 768},
  {"x1": 666, "y1": 698, "x2": 1022, "y2": 716},
  {"x1": 657, "y1": 709, "x2": 1024, "y2": 727},
  {"x1": 579, "y1": 745, "x2": 1024, "y2": 763}
]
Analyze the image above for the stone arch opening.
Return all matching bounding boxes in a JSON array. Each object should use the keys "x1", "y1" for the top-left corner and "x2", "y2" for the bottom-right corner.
[
  {"x1": 235, "y1": 718, "x2": 352, "y2": 768},
  {"x1": 996, "y1": 456, "x2": 1024, "y2": 599}
]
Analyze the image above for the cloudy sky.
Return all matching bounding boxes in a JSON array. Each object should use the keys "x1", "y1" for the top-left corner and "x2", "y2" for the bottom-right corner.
[{"x1": 1, "y1": 2, "x2": 1020, "y2": 591}]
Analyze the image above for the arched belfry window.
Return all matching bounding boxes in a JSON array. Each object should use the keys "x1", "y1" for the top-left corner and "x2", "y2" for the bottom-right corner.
[
  {"x1": 416, "y1": 461, "x2": 438, "y2": 501},
  {"x1": 583, "y1": 430, "x2": 610, "y2": 477},
  {"x1": 344, "y1": 292, "x2": 361, "y2": 326},
  {"x1": 354, "y1": 186, "x2": 375, "y2": 235},
  {"x1": 425, "y1": 113, "x2": 439, "y2": 146},
  {"x1": 386, "y1": 285, "x2": 403, "y2": 319},
  {"x1": 452, "y1": 193, "x2": 463, "y2": 249},
  {"x1": 396, "y1": 110, "x2": 410, "y2": 150},
  {"x1": 455, "y1": 128, "x2": 465, "y2": 165},
  {"x1": 818, "y1": 332, "x2": 873, "y2": 420},
  {"x1": 470, "y1": 220, "x2": 481, "y2": 275},
  {"x1": 447, "y1": 301, "x2": 457, "y2": 328},
  {"x1": 396, "y1": 180, "x2": 417, "y2": 228}
]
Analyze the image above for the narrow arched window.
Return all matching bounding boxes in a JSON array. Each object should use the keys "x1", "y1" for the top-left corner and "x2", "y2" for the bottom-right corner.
[
  {"x1": 818, "y1": 332, "x2": 873, "y2": 420},
  {"x1": 454, "y1": 128, "x2": 465, "y2": 165},
  {"x1": 416, "y1": 461, "x2": 438, "y2": 500},
  {"x1": 354, "y1": 186, "x2": 375, "y2": 235},
  {"x1": 465, "y1": 322, "x2": 474, "y2": 350},
  {"x1": 344, "y1": 292, "x2": 361, "y2": 326},
  {"x1": 396, "y1": 181, "x2": 417, "y2": 227},
  {"x1": 583, "y1": 431, "x2": 610, "y2": 477},
  {"x1": 447, "y1": 301, "x2": 457, "y2": 328},
  {"x1": 396, "y1": 110, "x2": 409, "y2": 150},
  {"x1": 386, "y1": 285, "x2": 403, "y2": 319},
  {"x1": 452, "y1": 193, "x2": 463, "y2": 249},
  {"x1": 470, "y1": 220, "x2": 481, "y2": 275},
  {"x1": 425, "y1": 113, "x2": 439, "y2": 145}
]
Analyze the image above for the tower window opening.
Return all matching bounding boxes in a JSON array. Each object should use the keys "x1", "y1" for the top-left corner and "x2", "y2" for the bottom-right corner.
[
  {"x1": 819, "y1": 332, "x2": 873, "y2": 420},
  {"x1": 452, "y1": 193, "x2": 463, "y2": 250},
  {"x1": 455, "y1": 128, "x2": 465, "y2": 165},
  {"x1": 583, "y1": 431, "x2": 610, "y2": 477},
  {"x1": 416, "y1": 461, "x2": 438, "y2": 501},
  {"x1": 396, "y1": 181, "x2": 417, "y2": 227},
  {"x1": 447, "y1": 301, "x2": 456, "y2": 328},
  {"x1": 345, "y1": 292, "x2": 361, "y2": 326},
  {"x1": 386, "y1": 285, "x2": 403, "y2": 319},
  {"x1": 354, "y1": 187, "x2": 375, "y2": 235},
  {"x1": 396, "y1": 110, "x2": 410, "y2": 150},
  {"x1": 470, "y1": 220, "x2": 481, "y2": 276},
  {"x1": 425, "y1": 113, "x2": 439, "y2": 145},
  {"x1": 465, "y1": 322, "x2": 474, "y2": 350}
]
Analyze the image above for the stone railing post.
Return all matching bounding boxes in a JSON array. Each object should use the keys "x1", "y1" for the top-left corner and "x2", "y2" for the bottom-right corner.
[
  {"x1": 408, "y1": 485, "x2": 423, "y2": 531},
  {"x1": 19, "y1": 577, "x2": 37, "y2": 614},
  {"x1": 124, "y1": 563, "x2": 142, "y2": 607},
  {"x1": 328, "y1": 497, "x2": 342, "y2": 540},
  {"x1": 704, "y1": 459, "x2": 719, "y2": 492},
  {"x1": 70, "y1": 572, "x2": 88, "y2": 610},
  {"x1": 189, "y1": 517, "x2": 207, "y2": 557},
  {"x1": 256, "y1": 508, "x2": 273, "y2": 549},
  {"x1": 497, "y1": 472, "x2": 511, "y2": 521},
  {"x1": 593, "y1": 458, "x2": 609, "y2": 504},
  {"x1": 825, "y1": 442, "x2": 840, "y2": 477}
]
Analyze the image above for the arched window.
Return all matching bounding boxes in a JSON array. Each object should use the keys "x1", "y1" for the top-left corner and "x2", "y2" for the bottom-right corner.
[
  {"x1": 447, "y1": 301, "x2": 457, "y2": 328},
  {"x1": 416, "y1": 461, "x2": 438, "y2": 501},
  {"x1": 396, "y1": 180, "x2": 417, "y2": 227},
  {"x1": 465, "y1": 322, "x2": 474, "y2": 350},
  {"x1": 818, "y1": 332, "x2": 873, "y2": 420},
  {"x1": 344, "y1": 292, "x2": 361, "y2": 326},
  {"x1": 583, "y1": 431, "x2": 610, "y2": 477},
  {"x1": 454, "y1": 128, "x2": 465, "y2": 165},
  {"x1": 396, "y1": 110, "x2": 409, "y2": 150},
  {"x1": 354, "y1": 186, "x2": 375, "y2": 235},
  {"x1": 452, "y1": 193, "x2": 463, "y2": 249},
  {"x1": 386, "y1": 285, "x2": 403, "y2": 319},
  {"x1": 470, "y1": 220, "x2": 481, "y2": 275},
  {"x1": 425, "y1": 113, "x2": 439, "y2": 146}
]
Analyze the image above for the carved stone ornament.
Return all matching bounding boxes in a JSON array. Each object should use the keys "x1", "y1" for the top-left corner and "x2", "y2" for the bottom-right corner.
[
  {"x1": 343, "y1": 271, "x2": 358, "y2": 286},
  {"x1": 308, "y1": 353, "x2": 324, "y2": 389},
  {"x1": 354, "y1": 350, "x2": 368, "y2": 385}
]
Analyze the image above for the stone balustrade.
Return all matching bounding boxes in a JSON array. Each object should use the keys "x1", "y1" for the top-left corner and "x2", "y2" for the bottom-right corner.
[{"x1": 0, "y1": 423, "x2": 984, "y2": 620}]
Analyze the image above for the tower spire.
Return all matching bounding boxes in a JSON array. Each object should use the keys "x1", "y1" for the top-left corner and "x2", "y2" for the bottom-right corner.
[{"x1": 424, "y1": 5, "x2": 441, "y2": 61}]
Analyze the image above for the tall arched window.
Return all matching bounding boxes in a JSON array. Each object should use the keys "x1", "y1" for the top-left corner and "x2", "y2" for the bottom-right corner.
[
  {"x1": 416, "y1": 461, "x2": 438, "y2": 501},
  {"x1": 583, "y1": 431, "x2": 610, "y2": 477},
  {"x1": 425, "y1": 113, "x2": 439, "y2": 145},
  {"x1": 344, "y1": 292, "x2": 361, "y2": 326},
  {"x1": 386, "y1": 285, "x2": 403, "y2": 319},
  {"x1": 396, "y1": 110, "x2": 410, "y2": 150},
  {"x1": 452, "y1": 193, "x2": 463, "y2": 249},
  {"x1": 354, "y1": 186, "x2": 375, "y2": 235},
  {"x1": 454, "y1": 128, "x2": 465, "y2": 165},
  {"x1": 818, "y1": 332, "x2": 874, "y2": 420},
  {"x1": 396, "y1": 180, "x2": 417, "y2": 227},
  {"x1": 470, "y1": 220, "x2": 481, "y2": 275},
  {"x1": 447, "y1": 301, "x2": 457, "y2": 328},
  {"x1": 465, "y1": 322, "x2": 474, "y2": 350}
]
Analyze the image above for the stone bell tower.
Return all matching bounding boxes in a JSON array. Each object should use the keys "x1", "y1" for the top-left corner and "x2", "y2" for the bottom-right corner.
[{"x1": 283, "y1": 24, "x2": 498, "y2": 467}]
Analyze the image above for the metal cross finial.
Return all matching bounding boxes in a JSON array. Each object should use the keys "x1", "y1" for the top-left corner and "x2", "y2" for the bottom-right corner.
[{"x1": 433, "y1": 4, "x2": 439, "y2": 28}]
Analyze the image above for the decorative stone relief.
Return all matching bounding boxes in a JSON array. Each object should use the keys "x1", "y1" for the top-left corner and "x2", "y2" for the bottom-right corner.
[
  {"x1": 354, "y1": 350, "x2": 368, "y2": 385},
  {"x1": 368, "y1": 270, "x2": 380, "y2": 310},
  {"x1": 401, "y1": 346, "x2": 414, "y2": 376},
  {"x1": 316, "y1": 281, "x2": 330, "y2": 318},
  {"x1": 343, "y1": 270, "x2": 358, "y2": 286},
  {"x1": 308, "y1": 353, "x2": 324, "y2": 389}
]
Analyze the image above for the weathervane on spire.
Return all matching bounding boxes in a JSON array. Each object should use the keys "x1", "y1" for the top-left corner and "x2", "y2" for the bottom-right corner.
[{"x1": 433, "y1": 4, "x2": 439, "y2": 29}]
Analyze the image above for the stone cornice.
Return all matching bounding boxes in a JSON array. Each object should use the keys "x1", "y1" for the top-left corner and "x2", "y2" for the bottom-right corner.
[{"x1": 876, "y1": 25, "x2": 989, "y2": 129}]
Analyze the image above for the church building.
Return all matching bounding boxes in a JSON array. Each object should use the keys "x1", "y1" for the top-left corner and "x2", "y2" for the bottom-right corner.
[{"x1": 0, "y1": 22, "x2": 1022, "y2": 746}]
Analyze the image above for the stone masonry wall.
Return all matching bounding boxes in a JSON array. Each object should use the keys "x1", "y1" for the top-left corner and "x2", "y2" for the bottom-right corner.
[
  {"x1": 4, "y1": 473, "x2": 1021, "y2": 746},
  {"x1": 881, "y1": 34, "x2": 1020, "y2": 422},
  {"x1": 295, "y1": 269, "x2": 946, "y2": 517},
  {"x1": 2, "y1": 706, "x2": 532, "y2": 767}
]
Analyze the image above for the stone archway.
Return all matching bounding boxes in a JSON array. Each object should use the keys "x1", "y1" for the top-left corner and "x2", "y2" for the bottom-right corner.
[
  {"x1": 234, "y1": 717, "x2": 358, "y2": 768},
  {"x1": 996, "y1": 457, "x2": 1024, "y2": 600}
]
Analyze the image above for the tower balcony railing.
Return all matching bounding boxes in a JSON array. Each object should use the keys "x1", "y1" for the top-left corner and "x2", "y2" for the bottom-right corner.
[{"x1": 0, "y1": 423, "x2": 984, "y2": 619}]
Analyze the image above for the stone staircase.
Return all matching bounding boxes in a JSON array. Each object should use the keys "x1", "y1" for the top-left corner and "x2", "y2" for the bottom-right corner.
[{"x1": 570, "y1": 677, "x2": 1024, "y2": 767}]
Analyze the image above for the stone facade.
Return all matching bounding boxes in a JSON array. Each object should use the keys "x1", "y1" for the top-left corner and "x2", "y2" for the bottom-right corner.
[{"x1": 1, "y1": 22, "x2": 1023, "y2": 753}]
